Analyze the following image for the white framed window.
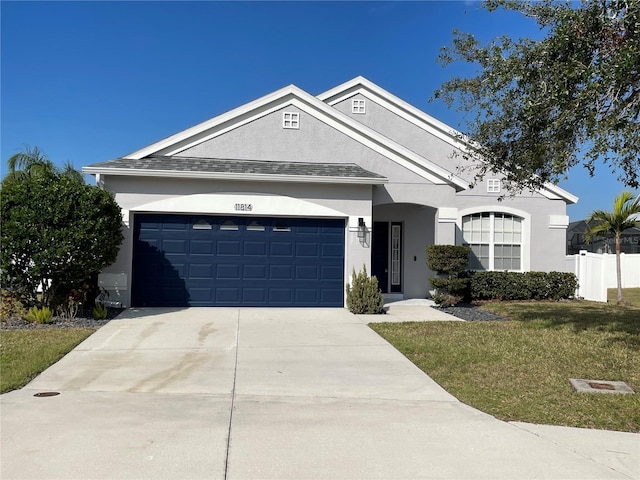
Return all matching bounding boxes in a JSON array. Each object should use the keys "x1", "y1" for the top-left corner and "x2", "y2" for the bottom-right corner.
[
  {"x1": 220, "y1": 220, "x2": 239, "y2": 231},
  {"x1": 487, "y1": 179, "x2": 501, "y2": 193},
  {"x1": 462, "y1": 212, "x2": 522, "y2": 271},
  {"x1": 352, "y1": 99, "x2": 366, "y2": 114},
  {"x1": 192, "y1": 219, "x2": 212, "y2": 230},
  {"x1": 391, "y1": 224, "x2": 401, "y2": 285},
  {"x1": 282, "y1": 112, "x2": 299, "y2": 129},
  {"x1": 246, "y1": 220, "x2": 265, "y2": 232}
]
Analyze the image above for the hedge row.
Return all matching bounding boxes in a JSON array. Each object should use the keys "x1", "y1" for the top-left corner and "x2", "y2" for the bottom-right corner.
[{"x1": 469, "y1": 271, "x2": 578, "y2": 301}]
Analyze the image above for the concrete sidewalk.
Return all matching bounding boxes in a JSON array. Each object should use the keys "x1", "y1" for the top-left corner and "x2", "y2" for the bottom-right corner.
[{"x1": 1, "y1": 308, "x2": 638, "y2": 479}]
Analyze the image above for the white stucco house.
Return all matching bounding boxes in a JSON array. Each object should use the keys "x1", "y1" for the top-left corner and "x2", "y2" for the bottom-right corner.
[{"x1": 83, "y1": 76, "x2": 578, "y2": 308}]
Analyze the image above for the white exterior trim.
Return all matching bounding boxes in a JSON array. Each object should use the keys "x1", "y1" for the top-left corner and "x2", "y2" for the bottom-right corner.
[
  {"x1": 549, "y1": 214, "x2": 570, "y2": 229},
  {"x1": 82, "y1": 166, "x2": 387, "y2": 185},
  {"x1": 540, "y1": 183, "x2": 579, "y2": 204},
  {"x1": 457, "y1": 205, "x2": 531, "y2": 272},
  {"x1": 130, "y1": 193, "x2": 350, "y2": 219},
  {"x1": 437, "y1": 207, "x2": 458, "y2": 223}
]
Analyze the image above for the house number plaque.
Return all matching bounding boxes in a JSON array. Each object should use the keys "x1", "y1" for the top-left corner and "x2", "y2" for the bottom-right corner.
[{"x1": 234, "y1": 203, "x2": 253, "y2": 212}]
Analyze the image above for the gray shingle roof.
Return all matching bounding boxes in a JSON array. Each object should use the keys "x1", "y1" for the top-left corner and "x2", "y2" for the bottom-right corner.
[{"x1": 84, "y1": 155, "x2": 386, "y2": 181}]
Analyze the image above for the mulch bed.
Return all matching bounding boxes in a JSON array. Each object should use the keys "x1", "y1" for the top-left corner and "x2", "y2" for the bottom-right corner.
[
  {"x1": 0, "y1": 308, "x2": 124, "y2": 330},
  {"x1": 437, "y1": 303, "x2": 508, "y2": 321}
]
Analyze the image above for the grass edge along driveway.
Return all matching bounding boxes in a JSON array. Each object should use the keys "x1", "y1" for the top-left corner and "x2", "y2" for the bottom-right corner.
[
  {"x1": 0, "y1": 328, "x2": 97, "y2": 394},
  {"x1": 370, "y1": 297, "x2": 639, "y2": 433}
]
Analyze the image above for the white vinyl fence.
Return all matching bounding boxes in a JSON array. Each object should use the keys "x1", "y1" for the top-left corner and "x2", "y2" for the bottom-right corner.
[{"x1": 565, "y1": 251, "x2": 640, "y2": 302}]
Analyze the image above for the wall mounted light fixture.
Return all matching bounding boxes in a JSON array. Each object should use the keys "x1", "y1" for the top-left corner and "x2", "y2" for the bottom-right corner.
[{"x1": 358, "y1": 217, "x2": 366, "y2": 239}]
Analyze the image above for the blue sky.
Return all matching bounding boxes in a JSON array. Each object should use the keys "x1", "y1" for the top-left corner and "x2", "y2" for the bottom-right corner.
[{"x1": 2, "y1": 1, "x2": 636, "y2": 221}]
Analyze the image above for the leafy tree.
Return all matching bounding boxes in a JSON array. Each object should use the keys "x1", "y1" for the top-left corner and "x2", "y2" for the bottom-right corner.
[
  {"x1": 585, "y1": 191, "x2": 640, "y2": 305},
  {"x1": 6, "y1": 145, "x2": 83, "y2": 183},
  {"x1": 433, "y1": 0, "x2": 640, "y2": 193},
  {"x1": 1, "y1": 148, "x2": 124, "y2": 309}
]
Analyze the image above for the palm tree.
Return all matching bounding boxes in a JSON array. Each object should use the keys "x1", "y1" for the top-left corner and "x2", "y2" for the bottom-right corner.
[
  {"x1": 6, "y1": 145, "x2": 83, "y2": 183},
  {"x1": 585, "y1": 191, "x2": 640, "y2": 305}
]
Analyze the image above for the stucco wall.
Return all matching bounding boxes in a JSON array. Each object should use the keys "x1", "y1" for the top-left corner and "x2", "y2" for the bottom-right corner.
[
  {"x1": 332, "y1": 93, "x2": 569, "y2": 272},
  {"x1": 177, "y1": 105, "x2": 433, "y2": 185},
  {"x1": 332, "y1": 95, "x2": 464, "y2": 175}
]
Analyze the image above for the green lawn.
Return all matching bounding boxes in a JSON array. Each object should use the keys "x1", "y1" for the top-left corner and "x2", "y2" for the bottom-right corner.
[
  {"x1": 608, "y1": 287, "x2": 640, "y2": 305},
  {"x1": 370, "y1": 299, "x2": 640, "y2": 432},
  {"x1": 0, "y1": 328, "x2": 97, "y2": 394}
]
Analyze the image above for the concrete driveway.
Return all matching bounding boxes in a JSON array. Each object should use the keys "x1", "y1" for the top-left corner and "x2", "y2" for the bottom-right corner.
[{"x1": 1, "y1": 308, "x2": 638, "y2": 479}]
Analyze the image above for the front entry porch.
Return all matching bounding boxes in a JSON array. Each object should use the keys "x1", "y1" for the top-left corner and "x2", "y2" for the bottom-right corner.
[{"x1": 371, "y1": 203, "x2": 438, "y2": 299}]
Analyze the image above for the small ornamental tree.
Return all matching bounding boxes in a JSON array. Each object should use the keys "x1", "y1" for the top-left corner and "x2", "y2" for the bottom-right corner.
[
  {"x1": 585, "y1": 191, "x2": 640, "y2": 305},
  {"x1": 346, "y1": 265, "x2": 385, "y2": 314},
  {"x1": 0, "y1": 149, "x2": 124, "y2": 309},
  {"x1": 427, "y1": 245, "x2": 470, "y2": 306}
]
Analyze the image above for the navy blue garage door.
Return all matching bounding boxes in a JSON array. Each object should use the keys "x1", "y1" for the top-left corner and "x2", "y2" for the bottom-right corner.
[{"x1": 131, "y1": 214, "x2": 345, "y2": 307}]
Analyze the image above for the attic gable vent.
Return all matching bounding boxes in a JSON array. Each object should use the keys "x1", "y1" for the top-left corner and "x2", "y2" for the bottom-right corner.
[
  {"x1": 282, "y1": 112, "x2": 300, "y2": 129},
  {"x1": 487, "y1": 179, "x2": 501, "y2": 193},
  {"x1": 352, "y1": 99, "x2": 366, "y2": 114}
]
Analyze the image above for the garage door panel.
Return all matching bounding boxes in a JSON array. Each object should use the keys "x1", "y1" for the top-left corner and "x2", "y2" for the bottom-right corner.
[
  {"x1": 321, "y1": 265, "x2": 343, "y2": 281},
  {"x1": 321, "y1": 243, "x2": 344, "y2": 257},
  {"x1": 270, "y1": 241, "x2": 293, "y2": 256},
  {"x1": 132, "y1": 214, "x2": 344, "y2": 307},
  {"x1": 296, "y1": 243, "x2": 319, "y2": 257},
  {"x1": 296, "y1": 225, "x2": 321, "y2": 234},
  {"x1": 270, "y1": 264, "x2": 293, "y2": 280},
  {"x1": 321, "y1": 289, "x2": 344, "y2": 304},
  {"x1": 295, "y1": 289, "x2": 319, "y2": 304},
  {"x1": 215, "y1": 287, "x2": 241, "y2": 303},
  {"x1": 217, "y1": 240, "x2": 241, "y2": 256},
  {"x1": 162, "y1": 239, "x2": 188, "y2": 254},
  {"x1": 161, "y1": 286, "x2": 189, "y2": 303},
  {"x1": 216, "y1": 264, "x2": 241, "y2": 280},
  {"x1": 244, "y1": 241, "x2": 267, "y2": 256},
  {"x1": 296, "y1": 265, "x2": 319, "y2": 280},
  {"x1": 269, "y1": 289, "x2": 293, "y2": 303},
  {"x1": 190, "y1": 239, "x2": 214, "y2": 255},
  {"x1": 163, "y1": 263, "x2": 186, "y2": 277},
  {"x1": 243, "y1": 288, "x2": 267, "y2": 303},
  {"x1": 189, "y1": 264, "x2": 214, "y2": 279},
  {"x1": 243, "y1": 264, "x2": 267, "y2": 280},
  {"x1": 162, "y1": 218, "x2": 189, "y2": 231}
]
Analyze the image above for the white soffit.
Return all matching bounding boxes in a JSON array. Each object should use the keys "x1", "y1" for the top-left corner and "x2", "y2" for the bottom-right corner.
[
  {"x1": 540, "y1": 183, "x2": 579, "y2": 204},
  {"x1": 81, "y1": 166, "x2": 387, "y2": 185}
]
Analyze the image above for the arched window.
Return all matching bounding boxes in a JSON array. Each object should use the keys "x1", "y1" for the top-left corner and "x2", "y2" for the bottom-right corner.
[{"x1": 462, "y1": 212, "x2": 522, "y2": 271}]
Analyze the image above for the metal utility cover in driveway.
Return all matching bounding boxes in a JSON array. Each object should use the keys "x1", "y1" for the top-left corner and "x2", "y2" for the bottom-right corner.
[{"x1": 131, "y1": 214, "x2": 345, "y2": 307}]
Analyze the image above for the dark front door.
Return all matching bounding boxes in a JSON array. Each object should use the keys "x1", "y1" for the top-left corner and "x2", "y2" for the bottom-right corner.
[{"x1": 372, "y1": 222, "x2": 389, "y2": 293}]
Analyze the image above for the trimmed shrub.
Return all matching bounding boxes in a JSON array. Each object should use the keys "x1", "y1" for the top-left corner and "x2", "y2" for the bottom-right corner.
[
  {"x1": 92, "y1": 302, "x2": 108, "y2": 320},
  {"x1": 346, "y1": 265, "x2": 385, "y2": 314},
  {"x1": 23, "y1": 306, "x2": 54, "y2": 324},
  {"x1": 427, "y1": 245, "x2": 471, "y2": 274},
  {"x1": 427, "y1": 245, "x2": 470, "y2": 306},
  {"x1": 470, "y1": 271, "x2": 578, "y2": 301},
  {"x1": 1, "y1": 168, "x2": 123, "y2": 309},
  {"x1": 0, "y1": 290, "x2": 26, "y2": 321}
]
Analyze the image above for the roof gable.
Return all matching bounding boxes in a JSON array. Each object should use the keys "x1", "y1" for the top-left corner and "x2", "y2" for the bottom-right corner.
[
  {"x1": 318, "y1": 76, "x2": 578, "y2": 205},
  {"x1": 123, "y1": 83, "x2": 469, "y2": 191},
  {"x1": 318, "y1": 76, "x2": 468, "y2": 153}
]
